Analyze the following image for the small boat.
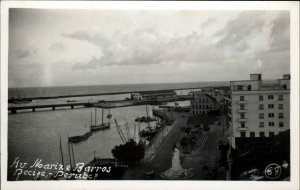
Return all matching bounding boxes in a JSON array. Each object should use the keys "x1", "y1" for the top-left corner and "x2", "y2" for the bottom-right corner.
[
  {"x1": 135, "y1": 116, "x2": 157, "y2": 122},
  {"x1": 139, "y1": 121, "x2": 165, "y2": 139},
  {"x1": 107, "y1": 109, "x2": 112, "y2": 119},
  {"x1": 135, "y1": 105, "x2": 157, "y2": 122},
  {"x1": 68, "y1": 129, "x2": 92, "y2": 143},
  {"x1": 90, "y1": 108, "x2": 111, "y2": 132}
]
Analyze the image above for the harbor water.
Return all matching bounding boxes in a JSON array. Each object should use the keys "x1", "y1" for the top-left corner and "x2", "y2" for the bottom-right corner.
[
  {"x1": 8, "y1": 97, "x2": 190, "y2": 180},
  {"x1": 7, "y1": 82, "x2": 228, "y2": 180}
]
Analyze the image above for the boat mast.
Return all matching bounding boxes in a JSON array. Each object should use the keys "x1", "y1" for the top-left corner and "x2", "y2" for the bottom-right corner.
[
  {"x1": 108, "y1": 109, "x2": 111, "y2": 125},
  {"x1": 146, "y1": 103, "x2": 150, "y2": 128},
  {"x1": 70, "y1": 142, "x2": 76, "y2": 168},
  {"x1": 102, "y1": 108, "x2": 104, "y2": 125},
  {"x1": 59, "y1": 137, "x2": 64, "y2": 170},
  {"x1": 90, "y1": 110, "x2": 93, "y2": 127},
  {"x1": 95, "y1": 108, "x2": 97, "y2": 126},
  {"x1": 67, "y1": 141, "x2": 73, "y2": 169},
  {"x1": 114, "y1": 119, "x2": 127, "y2": 143},
  {"x1": 134, "y1": 124, "x2": 136, "y2": 142}
]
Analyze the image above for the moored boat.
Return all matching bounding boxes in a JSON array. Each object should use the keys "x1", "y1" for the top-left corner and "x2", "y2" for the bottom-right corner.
[
  {"x1": 68, "y1": 129, "x2": 92, "y2": 143},
  {"x1": 90, "y1": 108, "x2": 111, "y2": 132}
]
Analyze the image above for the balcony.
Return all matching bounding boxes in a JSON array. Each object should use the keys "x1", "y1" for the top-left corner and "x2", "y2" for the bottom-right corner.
[
  {"x1": 237, "y1": 127, "x2": 248, "y2": 131},
  {"x1": 237, "y1": 100, "x2": 247, "y2": 104},
  {"x1": 237, "y1": 118, "x2": 248, "y2": 122},
  {"x1": 237, "y1": 109, "x2": 247, "y2": 113}
]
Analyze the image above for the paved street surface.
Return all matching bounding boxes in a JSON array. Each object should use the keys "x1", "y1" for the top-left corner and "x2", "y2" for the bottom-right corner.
[{"x1": 181, "y1": 119, "x2": 224, "y2": 180}]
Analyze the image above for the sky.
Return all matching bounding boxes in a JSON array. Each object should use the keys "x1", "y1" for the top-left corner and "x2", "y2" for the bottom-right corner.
[{"x1": 8, "y1": 9, "x2": 290, "y2": 88}]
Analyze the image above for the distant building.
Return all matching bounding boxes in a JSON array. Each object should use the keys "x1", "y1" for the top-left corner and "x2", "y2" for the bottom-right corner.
[
  {"x1": 190, "y1": 93, "x2": 218, "y2": 116},
  {"x1": 227, "y1": 74, "x2": 290, "y2": 149},
  {"x1": 201, "y1": 88, "x2": 225, "y2": 103},
  {"x1": 131, "y1": 90, "x2": 176, "y2": 100}
]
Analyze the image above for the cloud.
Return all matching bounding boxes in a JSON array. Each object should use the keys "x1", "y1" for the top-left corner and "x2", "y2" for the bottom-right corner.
[
  {"x1": 62, "y1": 29, "x2": 110, "y2": 47},
  {"x1": 268, "y1": 11, "x2": 290, "y2": 52},
  {"x1": 72, "y1": 29, "x2": 223, "y2": 69},
  {"x1": 64, "y1": 10, "x2": 289, "y2": 81},
  {"x1": 49, "y1": 42, "x2": 66, "y2": 52},
  {"x1": 14, "y1": 48, "x2": 37, "y2": 59},
  {"x1": 200, "y1": 17, "x2": 216, "y2": 29},
  {"x1": 214, "y1": 11, "x2": 266, "y2": 52}
]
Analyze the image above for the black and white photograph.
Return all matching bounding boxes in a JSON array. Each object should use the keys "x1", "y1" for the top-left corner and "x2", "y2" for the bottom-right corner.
[{"x1": 1, "y1": 1, "x2": 299, "y2": 190}]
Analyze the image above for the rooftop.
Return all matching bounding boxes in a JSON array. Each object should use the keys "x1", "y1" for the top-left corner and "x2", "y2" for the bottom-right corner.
[{"x1": 136, "y1": 90, "x2": 176, "y2": 95}]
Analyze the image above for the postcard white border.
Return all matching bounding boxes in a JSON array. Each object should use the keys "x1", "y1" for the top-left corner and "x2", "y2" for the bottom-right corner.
[{"x1": 1, "y1": 1, "x2": 299, "y2": 190}]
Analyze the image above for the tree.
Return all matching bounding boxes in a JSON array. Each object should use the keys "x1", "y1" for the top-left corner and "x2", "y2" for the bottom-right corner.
[{"x1": 111, "y1": 139, "x2": 145, "y2": 165}]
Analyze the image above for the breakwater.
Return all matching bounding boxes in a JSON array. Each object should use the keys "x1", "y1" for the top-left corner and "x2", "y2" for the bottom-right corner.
[{"x1": 8, "y1": 95, "x2": 193, "y2": 114}]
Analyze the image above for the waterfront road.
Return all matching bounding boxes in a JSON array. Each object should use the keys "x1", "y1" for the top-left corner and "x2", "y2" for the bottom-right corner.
[
  {"x1": 149, "y1": 111, "x2": 188, "y2": 179},
  {"x1": 123, "y1": 113, "x2": 225, "y2": 180},
  {"x1": 123, "y1": 110, "x2": 188, "y2": 179}
]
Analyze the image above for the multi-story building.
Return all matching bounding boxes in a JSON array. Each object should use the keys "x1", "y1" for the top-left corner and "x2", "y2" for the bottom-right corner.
[
  {"x1": 190, "y1": 92, "x2": 218, "y2": 116},
  {"x1": 228, "y1": 74, "x2": 290, "y2": 149}
]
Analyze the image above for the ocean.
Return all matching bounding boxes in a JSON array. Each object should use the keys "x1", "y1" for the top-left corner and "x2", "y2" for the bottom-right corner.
[{"x1": 8, "y1": 81, "x2": 229, "y2": 98}]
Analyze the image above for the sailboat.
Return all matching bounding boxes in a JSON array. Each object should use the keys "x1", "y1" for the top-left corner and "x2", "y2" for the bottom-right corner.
[{"x1": 90, "y1": 108, "x2": 111, "y2": 131}]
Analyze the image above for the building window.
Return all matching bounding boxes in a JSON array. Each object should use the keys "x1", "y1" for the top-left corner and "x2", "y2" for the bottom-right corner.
[
  {"x1": 240, "y1": 122, "x2": 245, "y2": 128},
  {"x1": 250, "y1": 132, "x2": 255, "y2": 137},
  {"x1": 259, "y1": 122, "x2": 264, "y2": 128},
  {"x1": 268, "y1": 113, "x2": 274, "y2": 118},
  {"x1": 279, "y1": 122, "x2": 284, "y2": 127},
  {"x1": 259, "y1": 132, "x2": 265, "y2": 137},
  {"x1": 279, "y1": 113, "x2": 284, "y2": 119},
  {"x1": 268, "y1": 104, "x2": 274, "y2": 109},
  {"x1": 269, "y1": 122, "x2": 275, "y2": 127},
  {"x1": 237, "y1": 85, "x2": 243, "y2": 91},
  {"x1": 240, "y1": 96, "x2": 244, "y2": 101},
  {"x1": 259, "y1": 95, "x2": 264, "y2": 101},
  {"x1": 240, "y1": 132, "x2": 246, "y2": 137},
  {"x1": 278, "y1": 95, "x2": 283, "y2": 101},
  {"x1": 259, "y1": 104, "x2": 264, "y2": 110},
  {"x1": 269, "y1": 132, "x2": 275, "y2": 137},
  {"x1": 240, "y1": 113, "x2": 245, "y2": 119},
  {"x1": 268, "y1": 95, "x2": 274, "y2": 100},
  {"x1": 279, "y1": 104, "x2": 284, "y2": 110},
  {"x1": 259, "y1": 113, "x2": 264, "y2": 119},
  {"x1": 240, "y1": 104, "x2": 245, "y2": 110}
]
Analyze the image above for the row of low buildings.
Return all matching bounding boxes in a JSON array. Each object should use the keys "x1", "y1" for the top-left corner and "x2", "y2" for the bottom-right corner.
[
  {"x1": 189, "y1": 73, "x2": 290, "y2": 150},
  {"x1": 131, "y1": 90, "x2": 176, "y2": 100}
]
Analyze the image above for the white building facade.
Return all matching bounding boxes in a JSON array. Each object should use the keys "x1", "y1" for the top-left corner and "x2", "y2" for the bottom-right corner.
[
  {"x1": 228, "y1": 74, "x2": 290, "y2": 149},
  {"x1": 190, "y1": 93, "x2": 218, "y2": 116}
]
